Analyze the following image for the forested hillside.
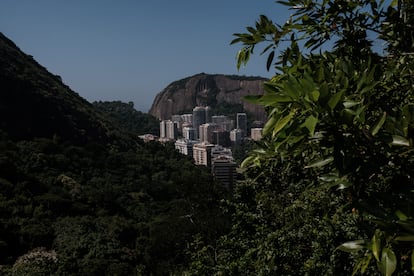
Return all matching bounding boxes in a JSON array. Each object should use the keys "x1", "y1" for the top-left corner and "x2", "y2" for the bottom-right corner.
[
  {"x1": 92, "y1": 101, "x2": 160, "y2": 136},
  {"x1": 0, "y1": 32, "x2": 229, "y2": 275}
]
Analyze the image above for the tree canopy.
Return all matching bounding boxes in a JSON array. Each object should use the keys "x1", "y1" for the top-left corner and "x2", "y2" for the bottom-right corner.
[{"x1": 188, "y1": 1, "x2": 414, "y2": 275}]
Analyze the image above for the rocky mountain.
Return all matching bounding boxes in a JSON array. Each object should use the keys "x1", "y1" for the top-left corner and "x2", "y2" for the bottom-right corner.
[
  {"x1": 149, "y1": 73, "x2": 268, "y2": 121},
  {"x1": 0, "y1": 32, "x2": 130, "y2": 145}
]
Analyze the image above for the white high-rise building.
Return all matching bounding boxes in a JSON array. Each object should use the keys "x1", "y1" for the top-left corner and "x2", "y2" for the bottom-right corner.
[
  {"x1": 199, "y1": 123, "x2": 219, "y2": 143},
  {"x1": 230, "y1": 128, "x2": 244, "y2": 144},
  {"x1": 183, "y1": 126, "x2": 196, "y2": 140},
  {"x1": 181, "y1": 114, "x2": 193, "y2": 124},
  {"x1": 175, "y1": 139, "x2": 198, "y2": 156},
  {"x1": 192, "y1": 106, "x2": 212, "y2": 140},
  {"x1": 193, "y1": 142, "x2": 215, "y2": 167},
  {"x1": 160, "y1": 120, "x2": 167, "y2": 138},
  {"x1": 165, "y1": 120, "x2": 178, "y2": 139},
  {"x1": 251, "y1": 128, "x2": 263, "y2": 141}
]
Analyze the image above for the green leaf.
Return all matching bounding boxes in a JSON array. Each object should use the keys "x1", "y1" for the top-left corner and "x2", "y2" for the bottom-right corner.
[
  {"x1": 243, "y1": 94, "x2": 293, "y2": 106},
  {"x1": 243, "y1": 95, "x2": 263, "y2": 104},
  {"x1": 310, "y1": 90, "x2": 320, "y2": 102},
  {"x1": 272, "y1": 110, "x2": 295, "y2": 136},
  {"x1": 391, "y1": 135, "x2": 410, "y2": 147},
  {"x1": 395, "y1": 210, "x2": 409, "y2": 221},
  {"x1": 266, "y1": 50, "x2": 275, "y2": 71},
  {"x1": 381, "y1": 248, "x2": 396, "y2": 276},
  {"x1": 352, "y1": 253, "x2": 373, "y2": 276},
  {"x1": 262, "y1": 115, "x2": 277, "y2": 136},
  {"x1": 396, "y1": 221, "x2": 414, "y2": 233},
  {"x1": 305, "y1": 156, "x2": 334, "y2": 169},
  {"x1": 276, "y1": 1, "x2": 291, "y2": 6},
  {"x1": 394, "y1": 235, "x2": 414, "y2": 242},
  {"x1": 372, "y1": 230, "x2": 382, "y2": 262},
  {"x1": 370, "y1": 112, "x2": 386, "y2": 136},
  {"x1": 302, "y1": 115, "x2": 318, "y2": 136},
  {"x1": 236, "y1": 47, "x2": 252, "y2": 70},
  {"x1": 337, "y1": 240, "x2": 365, "y2": 253},
  {"x1": 343, "y1": 101, "x2": 361, "y2": 108},
  {"x1": 263, "y1": 81, "x2": 282, "y2": 94},
  {"x1": 328, "y1": 90, "x2": 344, "y2": 111}
]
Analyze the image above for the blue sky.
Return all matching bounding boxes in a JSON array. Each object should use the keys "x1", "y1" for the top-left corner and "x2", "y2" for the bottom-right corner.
[{"x1": 1, "y1": 1, "x2": 289, "y2": 111}]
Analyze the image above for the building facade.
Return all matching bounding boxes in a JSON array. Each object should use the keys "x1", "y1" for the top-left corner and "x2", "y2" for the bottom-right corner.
[
  {"x1": 193, "y1": 142, "x2": 215, "y2": 167},
  {"x1": 230, "y1": 128, "x2": 244, "y2": 145},
  {"x1": 251, "y1": 127, "x2": 263, "y2": 141},
  {"x1": 175, "y1": 139, "x2": 198, "y2": 156},
  {"x1": 211, "y1": 156, "x2": 237, "y2": 190}
]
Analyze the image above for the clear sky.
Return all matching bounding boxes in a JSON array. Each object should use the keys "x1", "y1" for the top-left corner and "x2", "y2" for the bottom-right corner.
[{"x1": 1, "y1": 1, "x2": 289, "y2": 112}]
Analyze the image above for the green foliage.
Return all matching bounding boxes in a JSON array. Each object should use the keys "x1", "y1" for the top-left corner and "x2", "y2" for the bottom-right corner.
[
  {"x1": 186, "y1": 0, "x2": 414, "y2": 275},
  {"x1": 93, "y1": 100, "x2": 160, "y2": 135},
  {"x1": 0, "y1": 135, "x2": 229, "y2": 274}
]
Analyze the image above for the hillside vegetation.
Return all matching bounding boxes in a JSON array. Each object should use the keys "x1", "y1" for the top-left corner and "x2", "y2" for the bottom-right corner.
[
  {"x1": 0, "y1": 32, "x2": 228, "y2": 275},
  {"x1": 92, "y1": 101, "x2": 159, "y2": 135}
]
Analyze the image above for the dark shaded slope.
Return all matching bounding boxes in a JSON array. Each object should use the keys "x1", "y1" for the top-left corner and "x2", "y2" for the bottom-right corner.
[{"x1": 0, "y1": 32, "x2": 127, "y2": 145}]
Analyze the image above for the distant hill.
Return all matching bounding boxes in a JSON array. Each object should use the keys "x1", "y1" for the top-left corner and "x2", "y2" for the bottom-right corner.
[
  {"x1": 149, "y1": 73, "x2": 267, "y2": 121},
  {"x1": 93, "y1": 101, "x2": 160, "y2": 135}
]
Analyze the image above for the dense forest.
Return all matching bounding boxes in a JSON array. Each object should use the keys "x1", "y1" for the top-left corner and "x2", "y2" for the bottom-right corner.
[
  {"x1": 92, "y1": 101, "x2": 160, "y2": 136},
  {"x1": 2, "y1": 0, "x2": 414, "y2": 275},
  {"x1": 0, "y1": 32, "x2": 229, "y2": 274}
]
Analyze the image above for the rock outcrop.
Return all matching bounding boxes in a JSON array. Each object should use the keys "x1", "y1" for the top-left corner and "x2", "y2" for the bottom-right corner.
[{"x1": 149, "y1": 73, "x2": 268, "y2": 121}]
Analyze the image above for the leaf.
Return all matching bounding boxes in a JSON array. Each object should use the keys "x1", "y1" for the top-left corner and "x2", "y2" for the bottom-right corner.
[
  {"x1": 343, "y1": 101, "x2": 360, "y2": 108},
  {"x1": 370, "y1": 112, "x2": 386, "y2": 136},
  {"x1": 394, "y1": 235, "x2": 414, "y2": 242},
  {"x1": 372, "y1": 230, "x2": 382, "y2": 262},
  {"x1": 352, "y1": 253, "x2": 373, "y2": 276},
  {"x1": 236, "y1": 47, "x2": 252, "y2": 70},
  {"x1": 328, "y1": 90, "x2": 344, "y2": 111},
  {"x1": 391, "y1": 135, "x2": 410, "y2": 147},
  {"x1": 276, "y1": 1, "x2": 294, "y2": 7},
  {"x1": 337, "y1": 240, "x2": 365, "y2": 253},
  {"x1": 310, "y1": 90, "x2": 320, "y2": 102},
  {"x1": 302, "y1": 115, "x2": 318, "y2": 136},
  {"x1": 266, "y1": 50, "x2": 275, "y2": 71},
  {"x1": 305, "y1": 156, "x2": 334, "y2": 169},
  {"x1": 263, "y1": 81, "x2": 282, "y2": 94},
  {"x1": 381, "y1": 248, "x2": 396, "y2": 276},
  {"x1": 262, "y1": 115, "x2": 277, "y2": 136},
  {"x1": 243, "y1": 95, "x2": 263, "y2": 104},
  {"x1": 395, "y1": 210, "x2": 409, "y2": 221},
  {"x1": 272, "y1": 110, "x2": 295, "y2": 136}
]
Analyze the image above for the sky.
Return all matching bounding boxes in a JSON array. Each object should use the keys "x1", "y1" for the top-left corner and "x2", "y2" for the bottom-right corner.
[{"x1": 1, "y1": 1, "x2": 290, "y2": 112}]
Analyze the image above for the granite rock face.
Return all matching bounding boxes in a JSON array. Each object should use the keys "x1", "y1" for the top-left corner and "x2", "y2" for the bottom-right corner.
[{"x1": 149, "y1": 73, "x2": 267, "y2": 121}]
